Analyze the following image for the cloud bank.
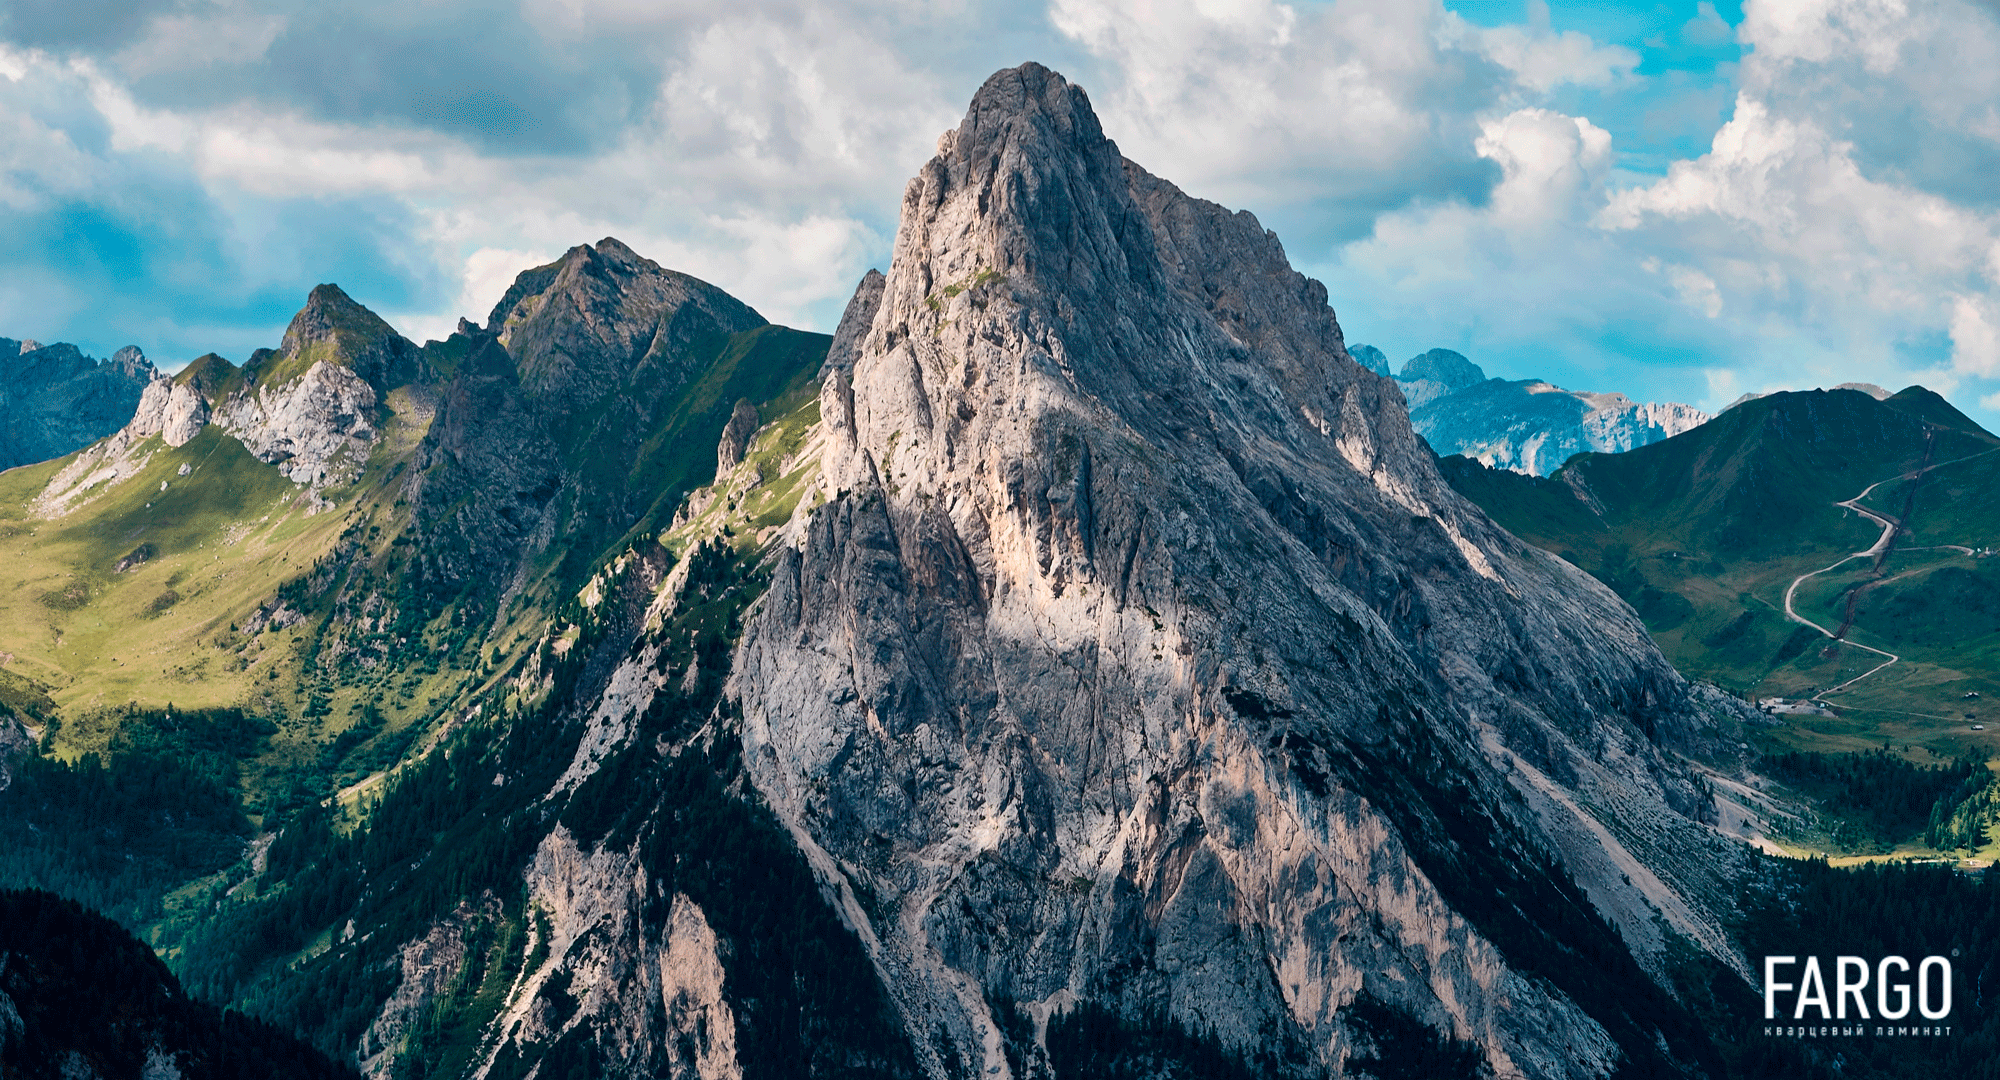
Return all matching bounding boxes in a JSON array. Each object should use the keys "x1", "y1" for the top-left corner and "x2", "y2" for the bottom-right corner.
[{"x1": 2, "y1": 0, "x2": 1997, "y2": 425}]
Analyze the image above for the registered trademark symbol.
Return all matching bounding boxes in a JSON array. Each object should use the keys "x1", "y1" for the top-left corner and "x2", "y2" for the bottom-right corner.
[{"x1": 1953, "y1": 948, "x2": 1961, "y2": 957}]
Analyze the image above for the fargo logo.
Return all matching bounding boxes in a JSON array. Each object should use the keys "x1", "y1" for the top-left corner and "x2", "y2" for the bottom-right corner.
[{"x1": 1764, "y1": 956, "x2": 1952, "y2": 1020}]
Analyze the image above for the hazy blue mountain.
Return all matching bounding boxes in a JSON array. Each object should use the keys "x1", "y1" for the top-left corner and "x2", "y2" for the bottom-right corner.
[
  {"x1": 1353, "y1": 342, "x2": 1710, "y2": 475},
  {"x1": 0, "y1": 339, "x2": 156, "y2": 470}
]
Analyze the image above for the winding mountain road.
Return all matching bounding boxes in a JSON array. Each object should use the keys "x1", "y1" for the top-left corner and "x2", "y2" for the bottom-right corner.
[{"x1": 1780, "y1": 445, "x2": 2000, "y2": 704}]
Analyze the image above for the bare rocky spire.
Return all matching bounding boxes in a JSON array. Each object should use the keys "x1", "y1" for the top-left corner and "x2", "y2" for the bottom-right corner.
[{"x1": 732, "y1": 62, "x2": 1751, "y2": 1078}]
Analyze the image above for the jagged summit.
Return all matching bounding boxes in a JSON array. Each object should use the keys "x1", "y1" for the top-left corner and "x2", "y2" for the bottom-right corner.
[
  {"x1": 107, "y1": 344, "x2": 152, "y2": 378},
  {"x1": 259, "y1": 283, "x2": 419, "y2": 392},
  {"x1": 740, "y1": 62, "x2": 1749, "y2": 1078},
  {"x1": 827, "y1": 61, "x2": 1376, "y2": 490},
  {"x1": 488, "y1": 236, "x2": 765, "y2": 408}
]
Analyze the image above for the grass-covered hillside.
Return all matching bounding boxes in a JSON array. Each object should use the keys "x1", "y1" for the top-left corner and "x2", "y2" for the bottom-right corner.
[
  {"x1": 0, "y1": 244, "x2": 844, "y2": 1057},
  {"x1": 1442, "y1": 385, "x2": 2000, "y2": 862}
]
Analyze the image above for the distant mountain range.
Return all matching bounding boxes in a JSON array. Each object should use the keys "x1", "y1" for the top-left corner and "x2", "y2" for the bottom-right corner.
[
  {"x1": 0, "y1": 338, "x2": 156, "y2": 471},
  {"x1": 1349, "y1": 343, "x2": 1709, "y2": 476}
]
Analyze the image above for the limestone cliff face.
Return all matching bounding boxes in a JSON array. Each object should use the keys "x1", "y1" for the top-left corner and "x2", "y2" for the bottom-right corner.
[
  {"x1": 730, "y1": 64, "x2": 1750, "y2": 1078},
  {"x1": 216, "y1": 362, "x2": 379, "y2": 486},
  {"x1": 33, "y1": 289, "x2": 420, "y2": 515},
  {"x1": 715, "y1": 399, "x2": 760, "y2": 475},
  {"x1": 213, "y1": 285, "x2": 417, "y2": 487}
]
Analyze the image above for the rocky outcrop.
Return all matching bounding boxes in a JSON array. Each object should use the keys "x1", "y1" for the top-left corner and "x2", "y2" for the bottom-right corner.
[
  {"x1": 0, "y1": 340, "x2": 155, "y2": 470},
  {"x1": 466, "y1": 827, "x2": 745, "y2": 1080},
  {"x1": 359, "y1": 908, "x2": 478, "y2": 1080},
  {"x1": 210, "y1": 286, "x2": 418, "y2": 487},
  {"x1": 823, "y1": 269, "x2": 885, "y2": 375},
  {"x1": 715, "y1": 399, "x2": 760, "y2": 475},
  {"x1": 730, "y1": 63, "x2": 1748, "y2": 1078},
  {"x1": 127, "y1": 363, "x2": 217, "y2": 449},
  {"x1": 0, "y1": 714, "x2": 31, "y2": 792},
  {"x1": 216, "y1": 360, "x2": 380, "y2": 486},
  {"x1": 1361, "y1": 346, "x2": 1709, "y2": 475}
]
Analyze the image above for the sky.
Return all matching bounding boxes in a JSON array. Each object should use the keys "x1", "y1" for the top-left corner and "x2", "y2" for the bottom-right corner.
[{"x1": 3, "y1": 0, "x2": 1999, "y2": 422}]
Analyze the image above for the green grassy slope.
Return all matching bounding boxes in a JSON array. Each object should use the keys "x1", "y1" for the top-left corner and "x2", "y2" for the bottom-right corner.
[
  {"x1": 0, "y1": 304, "x2": 832, "y2": 953},
  {"x1": 1444, "y1": 386, "x2": 2000, "y2": 861}
]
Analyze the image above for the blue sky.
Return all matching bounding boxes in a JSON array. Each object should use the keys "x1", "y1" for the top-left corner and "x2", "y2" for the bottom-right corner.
[{"x1": 3, "y1": 0, "x2": 1999, "y2": 423}]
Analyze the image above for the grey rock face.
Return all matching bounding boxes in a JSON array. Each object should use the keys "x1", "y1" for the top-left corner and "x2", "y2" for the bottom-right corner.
[
  {"x1": 490, "y1": 238, "x2": 764, "y2": 411},
  {"x1": 214, "y1": 285, "x2": 419, "y2": 487},
  {"x1": 410, "y1": 239, "x2": 769, "y2": 598},
  {"x1": 0, "y1": 340, "x2": 155, "y2": 470},
  {"x1": 408, "y1": 335, "x2": 564, "y2": 594},
  {"x1": 128, "y1": 375, "x2": 212, "y2": 448},
  {"x1": 731, "y1": 63, "x2": 1746, "y2": 1078},
  {"x1": 0, "y1": 714, "x2": 31, "y2": 793},
  {"x1": 715, "y1": 399, "x2": 760, "y2": 476},
  {"x1": 824, "y1": 269, "x2": 886, "y2": 375},
  {"x1": 216, "y1": 361, "x2": 379, "y2": 486}
]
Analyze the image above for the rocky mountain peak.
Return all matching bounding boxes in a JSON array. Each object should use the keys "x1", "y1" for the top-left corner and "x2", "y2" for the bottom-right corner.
[
  {"x1": 1399, "y1": 347, "x2": 1485, "y2": 390},
  {"x1": 885, "y1": 64, "x2": 1148, "y2": 322},
  {"x1": 268, "y1": 283, "x2": 418, "y2": 392},
  {"x1": 827, "y1": 61, "x2": 1380, "y2": 494},
  {"x1": 744, "y1": 63, "x2": 1743, "y2": 1078},
  {"x1": 192, "y1": 287, "x2": 421, "y2": 489},
  {"x1": 487, "y1": 236, "x2": 765, "y2": 410},
  {"x1": 107, "y1": 345, "x2": 154, "y2": 379}
]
